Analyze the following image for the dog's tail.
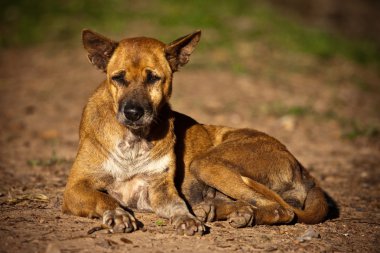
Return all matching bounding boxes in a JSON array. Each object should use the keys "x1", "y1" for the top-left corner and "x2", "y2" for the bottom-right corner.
[{"x1": 241, "y1": 176, "x2": 328, "y2": 224}]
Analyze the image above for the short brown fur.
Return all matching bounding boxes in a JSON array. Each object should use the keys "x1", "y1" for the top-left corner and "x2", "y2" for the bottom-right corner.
[{"x1": 63, "y1": 29, "x2": 328, "y2": 235}]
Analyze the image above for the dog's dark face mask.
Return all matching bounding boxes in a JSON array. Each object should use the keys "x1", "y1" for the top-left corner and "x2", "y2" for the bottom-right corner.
[{"x1": 116, "y1": 86, "x2": 155, "y2": 130}]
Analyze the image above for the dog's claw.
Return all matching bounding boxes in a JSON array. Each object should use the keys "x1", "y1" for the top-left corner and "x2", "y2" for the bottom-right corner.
[
  {"x1": 172, "y1": 214, "x2": 205, "y2": 236},
  {"x1": 103, "y1": 207, "x2": 138, "y2": 233}
]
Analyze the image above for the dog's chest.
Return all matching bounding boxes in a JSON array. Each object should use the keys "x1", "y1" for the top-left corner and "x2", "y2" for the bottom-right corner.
[
  {"x1": 102, "y1": 135, "x2": 170, "y2": 211},
  {"x1": 103, "y1": 135, "x2": 170, "y2": 181},
  {"x1": 107, "y1": 176, "x2": 152, "y2": 211}
]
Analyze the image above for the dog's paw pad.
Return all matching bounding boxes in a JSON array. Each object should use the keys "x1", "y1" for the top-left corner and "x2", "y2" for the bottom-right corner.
[{"x1": 103, "y1": 207, "x2": 138, "y2": 233}]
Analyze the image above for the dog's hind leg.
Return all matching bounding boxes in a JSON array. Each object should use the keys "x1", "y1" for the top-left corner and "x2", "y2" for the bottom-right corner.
[{"x1": 190, "y1": 158, "x2": 294, "y2": 225}]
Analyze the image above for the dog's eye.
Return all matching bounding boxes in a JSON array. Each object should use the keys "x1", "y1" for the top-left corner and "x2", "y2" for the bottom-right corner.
[
  {"x1": 145, "y1": 70, "x2": 161, "y2": 84},
  {"x1": 111, "y1": 72, "x2": 126, "y2": 85}
]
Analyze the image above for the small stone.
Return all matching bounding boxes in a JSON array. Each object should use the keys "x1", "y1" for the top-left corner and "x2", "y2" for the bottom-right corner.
[
  {"x1": 280, "y1": 115, "x2": 296, "y2": 131},
  {"x1": 265, "y1": 246, "x2": 278, "y2": 252},
  {"x1": 120, "y1": 237, "x2": 133, "y2": 244},
  {"x1": 297, "y1": 227, "x2": 321, "y2": 242}
]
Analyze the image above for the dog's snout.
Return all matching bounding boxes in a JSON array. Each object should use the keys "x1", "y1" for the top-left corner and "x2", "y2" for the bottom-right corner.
[{"x1": 124, "y1": 105, "x2": 144, "y2": 122}]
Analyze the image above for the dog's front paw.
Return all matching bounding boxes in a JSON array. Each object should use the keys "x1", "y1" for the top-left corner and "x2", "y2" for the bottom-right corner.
[
  {"x1": 103, "y1": 207, "x2": 138, "y2": 233},
  {"x1": 171, "y1": 214, "x2": 205, "y2": 236}
]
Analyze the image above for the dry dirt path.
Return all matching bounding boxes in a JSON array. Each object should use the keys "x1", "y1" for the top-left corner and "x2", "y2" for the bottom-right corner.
[{"x1": 0, "y1": 46, "x2": 379, "y2": 252}]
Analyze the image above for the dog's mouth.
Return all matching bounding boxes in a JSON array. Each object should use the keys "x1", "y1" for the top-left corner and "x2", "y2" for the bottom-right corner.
[
  {"x1": 123, "y1": 118, "x2": 154, "y2": 130},
  {"x1": 117, "y1": 110, "x2": 155, "y2": 130}
]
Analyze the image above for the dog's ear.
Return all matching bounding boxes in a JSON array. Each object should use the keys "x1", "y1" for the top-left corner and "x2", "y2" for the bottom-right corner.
[
  {"x1": 82, "y1": 29, "x2": 118, "y2": 72},
  {"x1": 165, "y1": 30, "x2": 201, "y2": 72}
]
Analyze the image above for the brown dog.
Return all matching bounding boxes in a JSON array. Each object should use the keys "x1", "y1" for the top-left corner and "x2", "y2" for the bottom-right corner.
[{"x1": 62, "y1": 29, "x2": 328, "y2": 235}]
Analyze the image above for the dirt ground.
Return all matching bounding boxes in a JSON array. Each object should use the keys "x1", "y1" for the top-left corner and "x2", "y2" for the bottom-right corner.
[{"x1": 0, "y1": 41, "x2": 379, "y2": 253}]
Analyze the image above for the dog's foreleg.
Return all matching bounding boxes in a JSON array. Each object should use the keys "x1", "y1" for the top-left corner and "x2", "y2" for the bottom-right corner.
[
  {"x1": 148, "y1": 170, "x2": 205, "y2": 235},
  {"x1": 63, "y1": 166, "x2": 138, "y2": 233}
]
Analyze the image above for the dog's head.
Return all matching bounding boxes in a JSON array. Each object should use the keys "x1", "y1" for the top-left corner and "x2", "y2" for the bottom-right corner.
[{"x1": 82, "y1": 29, "x2": 201, "y2": 130}]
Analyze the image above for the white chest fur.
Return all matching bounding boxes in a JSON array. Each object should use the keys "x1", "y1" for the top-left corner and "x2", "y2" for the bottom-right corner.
[
  {"x1": 103, "y1": 135, "x2": 171, "y2": 181},
  {"x1": 107, "y1": 177, "x2": 152, "y2": 211}
]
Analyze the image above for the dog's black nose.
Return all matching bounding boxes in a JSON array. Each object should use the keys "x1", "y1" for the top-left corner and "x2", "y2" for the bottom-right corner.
[{"x1": 124, "y1": 106, "x2": 144, "y2": 122}]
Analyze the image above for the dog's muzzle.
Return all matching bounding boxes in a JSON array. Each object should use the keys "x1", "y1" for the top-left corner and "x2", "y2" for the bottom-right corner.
[
  {"x1": 118, "y1": 101, "x2": 154, "y2": 129},
  {"x1": 124, "y1": 105, "x2": 144, "y2": 122}
]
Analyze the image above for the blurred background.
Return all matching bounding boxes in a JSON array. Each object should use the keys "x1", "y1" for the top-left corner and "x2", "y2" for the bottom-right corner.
[
  {"x1": 0, "y1": 0, "x2": 379, "y2": 152},
  {"x1": 1, "y1": 0, "x2": 380, "y2": 162},
  {"x1": 1, "y1": 0, "x2": 380, "y2": 64},
  {"x1": 0, "y1": 1, "x2": 380, "y2": 252},
  {"x1": 1, "y1": 0, "x2": 379, "y2": 136}
]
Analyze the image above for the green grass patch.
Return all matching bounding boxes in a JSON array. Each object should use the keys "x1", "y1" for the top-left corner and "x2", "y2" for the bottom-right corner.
[
  {"x1": 155, "y1": 219, "x2": 166, "y2": 226},
  {"x1": 341, "y1": 120, "x2": 380, "y2": 140},
  {"x1": 1, "y1": 0, "x2": 379, "y2": 67},
  {"x1": 263, "y1": 102, "x2": 313, "y2": 117}
]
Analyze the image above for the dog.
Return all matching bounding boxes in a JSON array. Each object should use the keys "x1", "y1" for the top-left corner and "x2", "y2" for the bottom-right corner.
[{"x1": 62, "y1": 29, "x2": 329, "y2": 236}]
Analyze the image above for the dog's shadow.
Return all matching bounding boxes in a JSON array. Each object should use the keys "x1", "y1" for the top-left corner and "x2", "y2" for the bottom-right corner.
[{"x1": 325, "y1": 191, "x2": 340, "y2": 220}]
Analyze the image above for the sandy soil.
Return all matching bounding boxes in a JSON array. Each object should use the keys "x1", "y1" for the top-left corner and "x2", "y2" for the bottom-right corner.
[{"x1": 0, "y1": 43, "x2": 379, "y2": 253}]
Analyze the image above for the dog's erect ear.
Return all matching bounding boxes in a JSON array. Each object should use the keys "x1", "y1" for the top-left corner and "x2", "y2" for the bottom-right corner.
[
  {"x1": 82, "y1": 29, "x2": 118, "y2": 72},
  {"x1": 165, "y1": 30, "x2": 201, "y2": 72}
]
